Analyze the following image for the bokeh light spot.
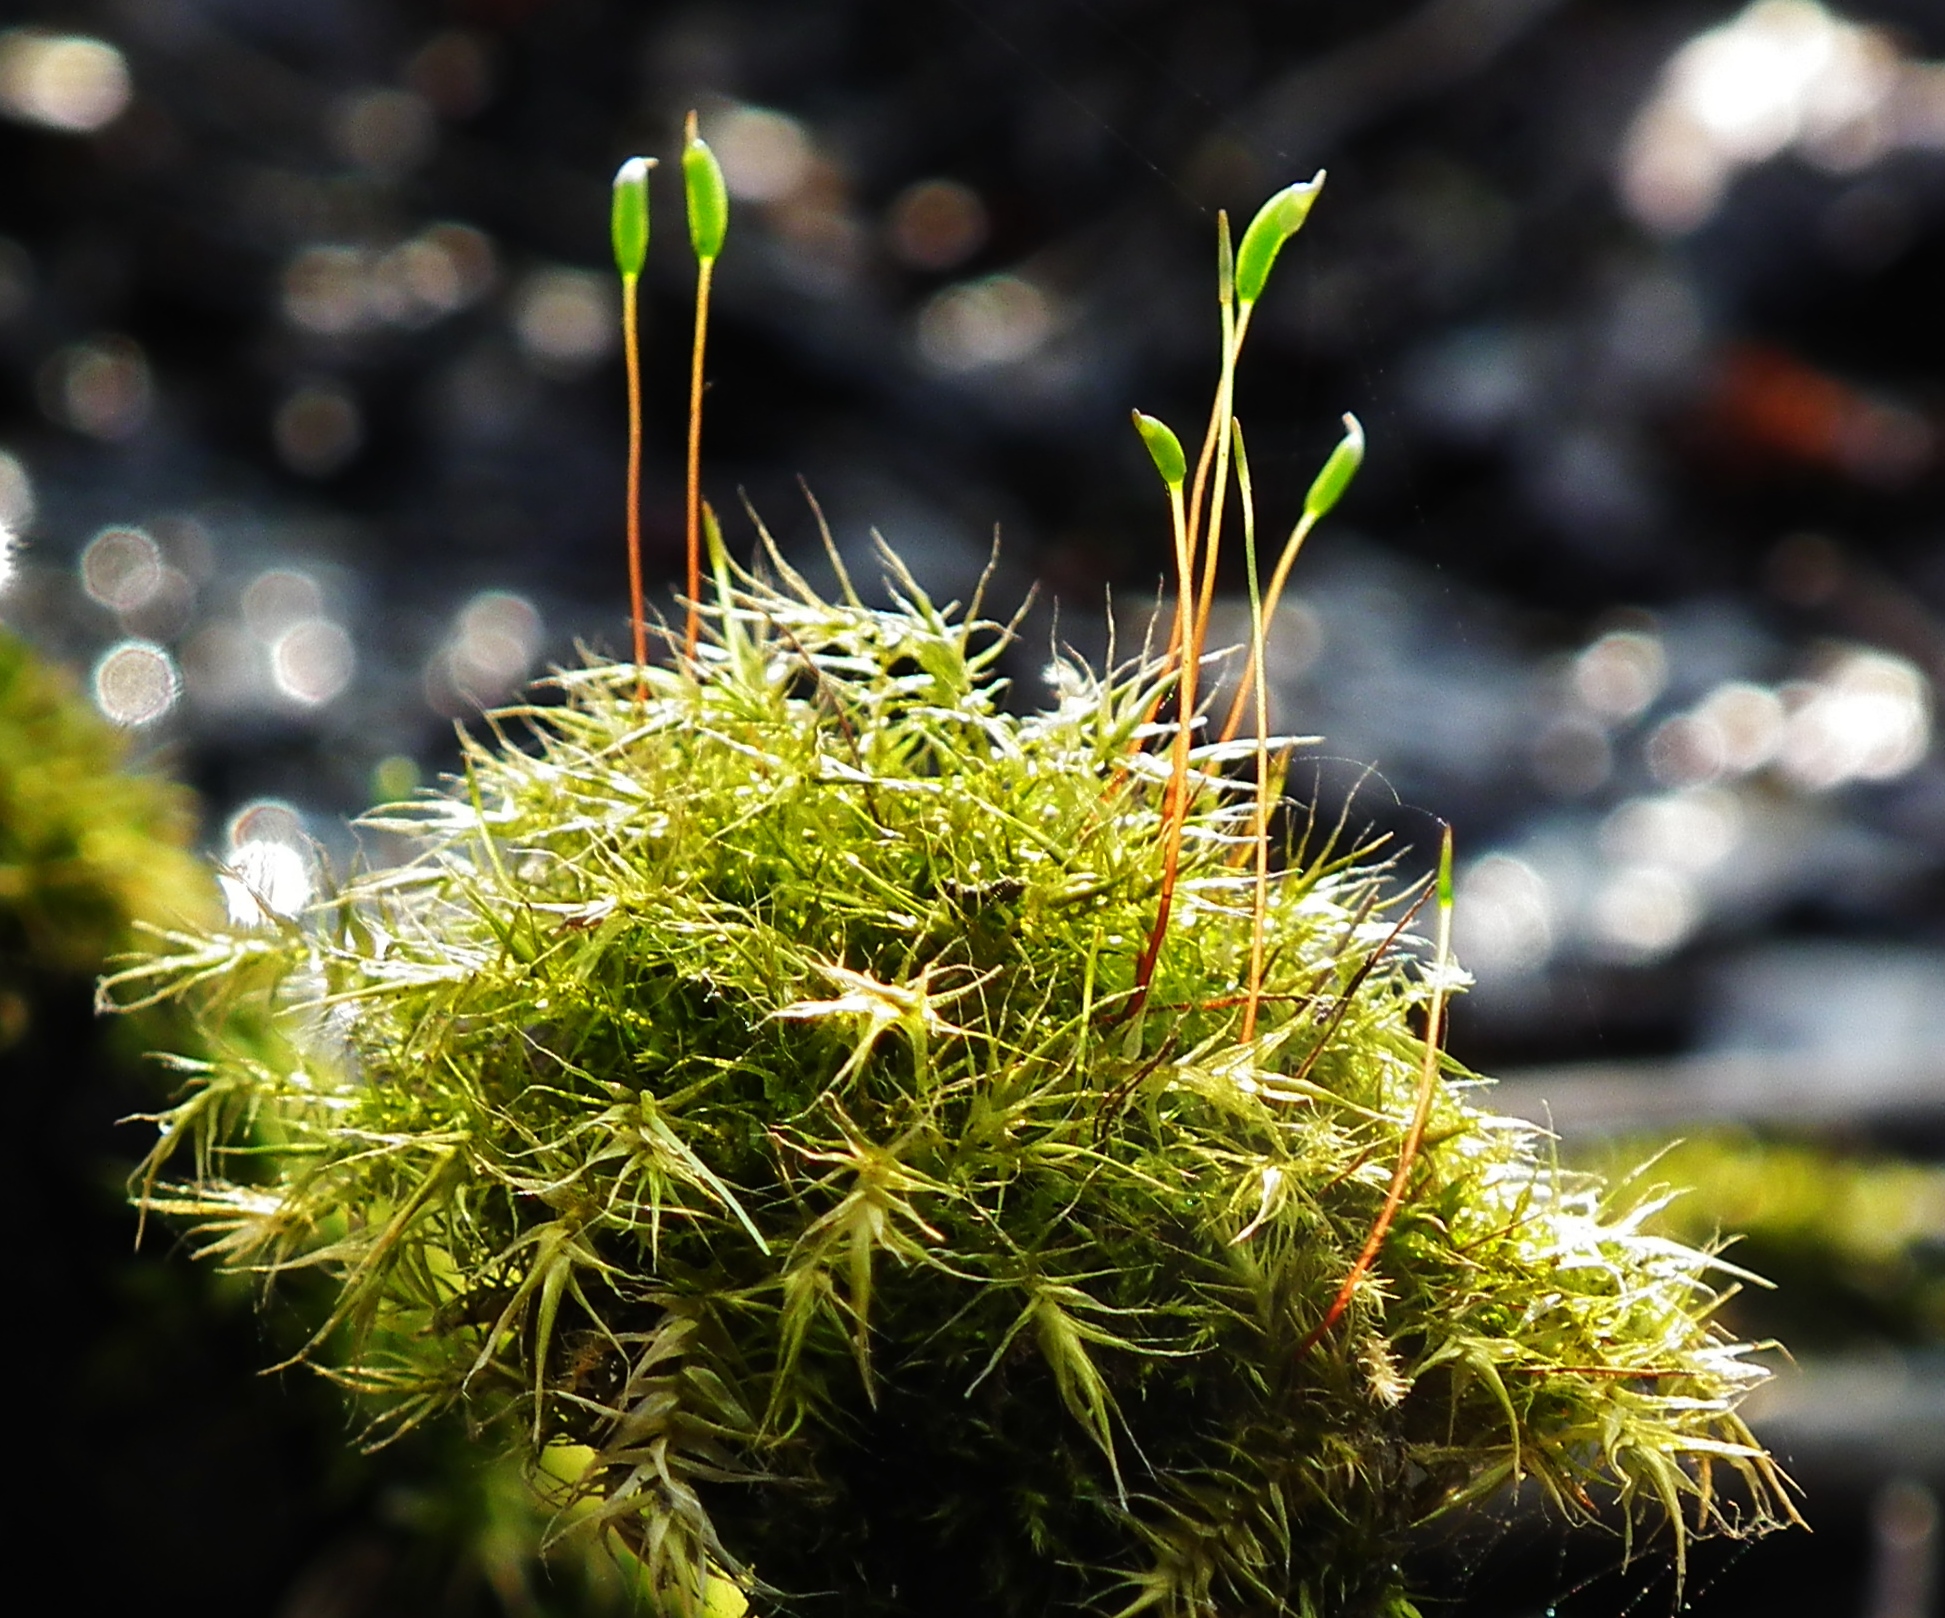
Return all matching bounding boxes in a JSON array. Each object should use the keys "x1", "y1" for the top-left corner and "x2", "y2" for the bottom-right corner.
[
  {"x1": 371, "y1": 754, "x2": 421, "y2": 803},
  {"x1": 1619, "y1": 3, "x2": 1926, "y2": 234},
  {"x1": 1454, "y1": 855, "x2": 1555, "y2": 978},
  {"x1": 0, "y1": 30, "x2": 131, "y2": 133},
  {"x1": 512, "y1": 269, "x2": 615, "y2": 376},
  {"x1": 1693, "y1": 681, "x2": 1786, "y2": 774},
  {"x1": 1592, "y1": 864, "x2": 1699, "y2": 960},
  {"x1": 331, "y1": 88, "x2": 435, "y2": 176},
  {"x1": 242, "y1": 569, "x2": 325, "y2": 642},
  {"x1": 713, "y1": 104, "x2": 812, "y2": 202},
  {"x1": 271, "y1": 619, "x2": 355, "y2": 707},
  {"x1": 283, "y1": 246, "x2": 369, "y2": 336},
  {"x1": 1602, "y1": 789, "x2": 1743, "y2": 875},
  {"x1": 220, "y1": 801, "x2": 313, "y2": 927},
  {"x1": 274, "y1": 383, "x2": 363, "y2": 478},
  {"x1": 1645, "y1": 713, "x2": 1728, "y2": 788},
  {"x1": 888, "y1": 179, "x2": 989, "y2": 273},
  {"x1": 406, "y1": 31, "x2": 495, "y2": 121},
  {"x1": 80, "y1": 525, "x2": 164, "y2": 613},
  {"x1": 427, "y1": 590, "x2": 541, "y2": 712},
  {"x1": 1572, "y1": 628, "x2": 1666, "y2": 722},
  {"x1": 92, "y1": 638, "x2": 179, "y2": 727},
  {"x1": 37, "y1": 335, "x2": 152, "y2": 439},
  {"x1": 916, "y1": 275, "x2": 1054, "y2": 373},
  {"x1": 1778, "y1": 647, "x2": 1930, "y2": 789}
]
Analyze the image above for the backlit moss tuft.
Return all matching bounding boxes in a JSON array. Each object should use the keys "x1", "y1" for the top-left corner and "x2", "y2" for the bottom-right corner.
[
  {"x1": 113, "y1": 551, "x2": 1789, "y2": 1617},
  {"x1": 111, "y1": 159, "x2": 1793, "y2": 1617}
]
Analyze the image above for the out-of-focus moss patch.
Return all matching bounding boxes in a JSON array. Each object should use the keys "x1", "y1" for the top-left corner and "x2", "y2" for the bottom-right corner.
[
  {"x1": 1587, "y1": 1133, "x2": 1945, "y2": 1353},
  {"x1": 0, "y1": 626, "x2": 209, "y2": 998}
]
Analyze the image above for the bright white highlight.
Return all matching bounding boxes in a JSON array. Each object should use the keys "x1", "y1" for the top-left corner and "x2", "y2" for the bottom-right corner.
[
  {"x1": 0, "y1": 449, "x2": 35, "y2": 534},
  {"x1": 91, "y1": 639, "x2": 179, "y2": 727},
  {"x1": 220, "y1": 802, "x2": 314, "y2": 928},
  {"x1": 1592, "y1": 864, "x2": 1700, "y2": 960},
  {"x1": 271, "y1": 618, "x2": 355, "y2": 707},
  {"x1": 1619, "y1": 2, "x2": 1945, "y2": 234},
  {"x1": 0, "y1": 448, "x2": 27, "y2": 598},
  {"x1": 1778, "y1": 647, "x2": 1930, "y2": 789},
  {"x1": 1602, "y1": 789, "x2": 1744, "y2": 876},
  {"x1": 1454, "y1": 854, "x2": 1555, "y2": 978},
  {"x1": 0, "y1": 30, "x2": 131, "y2": 133}
]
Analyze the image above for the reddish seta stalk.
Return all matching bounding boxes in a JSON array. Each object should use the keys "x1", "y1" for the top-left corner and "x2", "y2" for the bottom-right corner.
[
  {"x1": 622, "y1": 270, "x2": 647, "y2": 695},
  {"x1": 1298, "y1": 826, "x2": 1456, "y2": 1356}
]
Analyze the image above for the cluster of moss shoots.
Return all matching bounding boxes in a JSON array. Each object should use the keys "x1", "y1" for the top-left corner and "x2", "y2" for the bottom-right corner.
[{"x1": 111, "y1": 121, "x2": 1794, "y2": 1617}]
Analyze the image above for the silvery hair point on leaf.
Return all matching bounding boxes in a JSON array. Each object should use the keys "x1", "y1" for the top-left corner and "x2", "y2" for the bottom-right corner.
[{"x1": 110, "y1": 142, "x2": 1793, "y2": 1618}]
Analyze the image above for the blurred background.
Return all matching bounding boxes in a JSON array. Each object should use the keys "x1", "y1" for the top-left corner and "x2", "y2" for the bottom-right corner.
[{"x1": 2, "y1": 1, "x2": 1942, "y2": 1614}]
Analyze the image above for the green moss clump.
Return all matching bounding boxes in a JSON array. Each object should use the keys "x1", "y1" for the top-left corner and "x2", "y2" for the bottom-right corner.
[{"x1": 114, "y1": 552, "x2": 1789, "y2": 1618}]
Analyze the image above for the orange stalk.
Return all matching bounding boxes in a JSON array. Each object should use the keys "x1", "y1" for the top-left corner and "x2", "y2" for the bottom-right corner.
[
  {"x1": 1219, "y1": 507, "x2": 1313, "y2": 745},
  {"x1": 1133, "y1": 302, "x2": 1250, "y2": 1011},
  {"x1": 622, "y1": 271, "x2": 647, "y2": 694},
  {"x1": 1233, "y1": 420, "x2": 1271, "y2": 1044},
  {"x1": 683, "y1": 256, "x2": 713, "y2": 660},
  {"x1": 1298, "y1": 826, "x2": 1455, "y2": 1356}
]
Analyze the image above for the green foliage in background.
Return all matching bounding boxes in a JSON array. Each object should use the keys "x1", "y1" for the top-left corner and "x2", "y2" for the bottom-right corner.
[
  {"x1": 1596, "y1": 1133, "x2": 1945, "y2": 1354},
  {"x1": 0, "y1": 624, "x2": 657, "y2": 1615},
  {"x1": 0, "y1": 626, "x2": 209, "y2": 1022},
  {"x1": 113, "y1": 553, "x2": 1790, "y2": 1618}
]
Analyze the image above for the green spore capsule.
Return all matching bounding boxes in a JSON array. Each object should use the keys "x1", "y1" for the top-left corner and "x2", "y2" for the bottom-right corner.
[
  {"x1": 610, "y1": 155, "x2": 654, "y2": 279},
  {"x1": 1132, "y1": 410, "x2": 1186, "y2": 489},
  {"x1": 1235, "y1": 170, "x2": 1325, "y2": 307},
  {"x1": 683, "y1": 111, "x2": 728, "y2": 263},
  {"x1": 1303, "y1": 411, "x2": 1365, "y2": 522}
]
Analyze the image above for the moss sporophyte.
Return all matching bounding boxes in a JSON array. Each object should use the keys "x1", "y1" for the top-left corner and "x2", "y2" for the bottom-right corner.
[{"x1": 108, "y1": 131, "x2": 1796, "y2": 1618}]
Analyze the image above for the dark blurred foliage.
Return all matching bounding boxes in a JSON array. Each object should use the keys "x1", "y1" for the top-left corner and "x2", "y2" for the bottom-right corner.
[{"x1": 5, "y1": 0, "x2": 1945, "y2": 1613}]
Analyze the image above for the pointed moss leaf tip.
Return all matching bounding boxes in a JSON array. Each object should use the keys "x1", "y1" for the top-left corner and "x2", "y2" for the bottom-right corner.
[
  {"x1": 683, "y1": 110, "x2": 729, "y2": 262},
  {"x1": 1235, "y1": 170, "x2": 1325, "y2": 307},
  {"x1": 1303, "y1": 411, "x2": 1364, "y2": 522},
  {"x1": 1131, "y1": 410, "x2": 1186, "y2": 489},
  {"x1": 611, "y1": 155, "x2": 655, "y2": 279}
]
